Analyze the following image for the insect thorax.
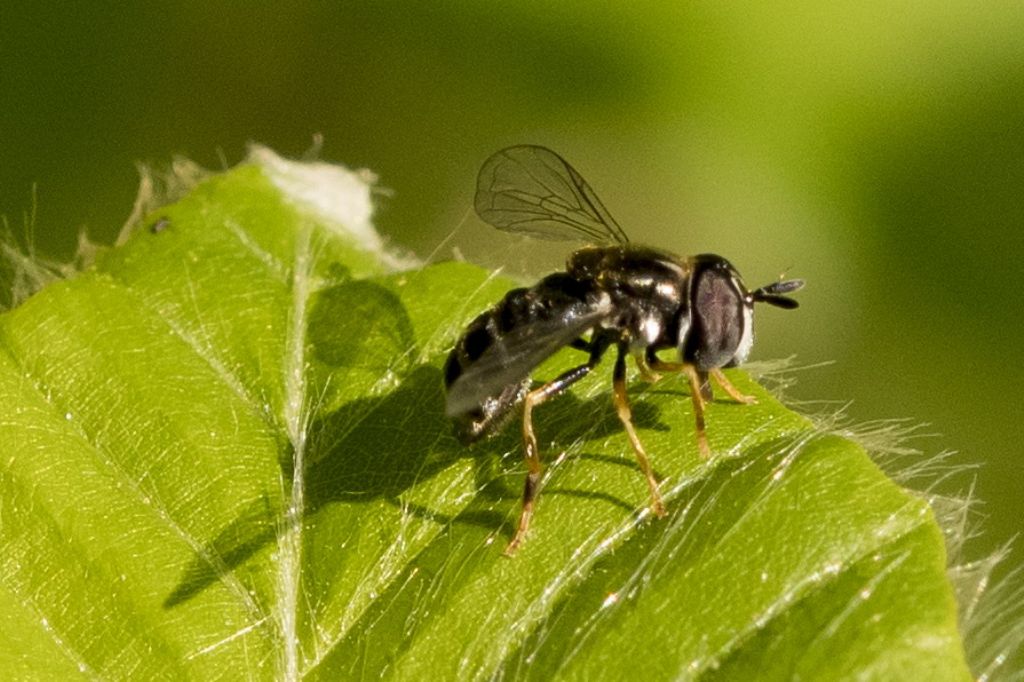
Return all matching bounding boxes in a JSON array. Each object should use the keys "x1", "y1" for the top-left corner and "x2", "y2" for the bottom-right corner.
[{"x1": 568, "y1": 246, "x2": 689, "y2": 350}]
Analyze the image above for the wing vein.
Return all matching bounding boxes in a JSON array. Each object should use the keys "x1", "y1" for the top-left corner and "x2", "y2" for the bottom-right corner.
[{"x1": 474, "y1": 145, "x2": 629, "y2": 245}]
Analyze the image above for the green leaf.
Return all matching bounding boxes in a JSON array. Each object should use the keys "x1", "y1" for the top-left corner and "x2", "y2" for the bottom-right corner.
[{"x1": 0, "y1": 150, "x2": 971, "y2": 680}]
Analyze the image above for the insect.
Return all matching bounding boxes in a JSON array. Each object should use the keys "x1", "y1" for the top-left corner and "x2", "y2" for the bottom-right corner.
[{"x1": 443, "y1": 145, "x2": 804, "y2": 554}]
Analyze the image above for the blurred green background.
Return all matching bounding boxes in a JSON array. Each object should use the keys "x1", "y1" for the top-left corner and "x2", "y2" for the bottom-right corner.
[{"x1": 1, "y1": 3, "x2": 1021, "y2": 558}]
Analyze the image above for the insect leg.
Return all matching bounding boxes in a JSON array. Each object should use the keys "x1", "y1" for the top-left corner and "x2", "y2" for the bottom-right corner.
[
  {"x1": 638, "y1": 351, "x2": 714, "y2": 456},
  {"x1": 644, "y1": 351, "x2": 713, "y2": 401},
  {"x1": 635, "y1": 351, "x2": 712, "y2": 456},
  {"x1": 506, "y1": 336, "x2": 612, "y2": 555},
  {"x1": 710, "y1": 368, "x2": 757, "y2": 405},
  {"x1": 633, "y1": 351, "x2": 662, "y2": 383},
  {"x1": 613, "y1": 344, "x2": 667, "y2": 518},
  {"x1": 681, "y1": 364, "x2": 712, "y2": 458},
  {"x1": 569, "y1": 337, "x2": 591, "y2": 352}
]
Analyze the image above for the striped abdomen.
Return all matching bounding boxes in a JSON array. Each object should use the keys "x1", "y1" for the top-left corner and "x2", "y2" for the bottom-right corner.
[{"x1": 443, "y1": 273, "x2": 601, "y2": 443}]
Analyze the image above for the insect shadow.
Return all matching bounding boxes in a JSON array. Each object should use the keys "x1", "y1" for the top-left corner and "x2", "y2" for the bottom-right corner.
[
  {"x1": 164, "y1": 284, "x2": 667, "y2": 608},
  {"x1": 306, "y1": 434, "x2": 803, "y2": 676},
  {"x1": 397, "y1": 389, "x2": 668, "y2": 529},
  {"x1": 164, "y1": 365, "x2": 664, "y2": 607}
]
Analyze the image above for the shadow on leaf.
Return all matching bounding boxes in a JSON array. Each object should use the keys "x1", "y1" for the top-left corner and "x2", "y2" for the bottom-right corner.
[
  {"x1": 165, "y1": 279, "x2": 673, "y2": 609},
  {"x1": 307, "y1": 434, "x2": 811, "y2": 677}
]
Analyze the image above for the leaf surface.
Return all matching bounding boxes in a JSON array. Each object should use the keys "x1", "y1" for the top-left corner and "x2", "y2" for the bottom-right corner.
[{"x1": 0, "y1": 153, "x2": 970, "y2": 680}]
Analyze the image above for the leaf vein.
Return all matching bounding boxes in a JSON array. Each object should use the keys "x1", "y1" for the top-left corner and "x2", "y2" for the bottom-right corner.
[
  {"x1": 0, "y1": 340, "x2": 273, "y2": 641},
  {"x1": 278, "y1": 225, "x2": 314, "y2": 681},
  {"x1": 693, "y1": 506, "x2": 928, "y2": 676}
]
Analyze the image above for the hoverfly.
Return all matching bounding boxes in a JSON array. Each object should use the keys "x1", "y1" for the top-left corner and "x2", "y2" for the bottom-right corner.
[{"x1": 444, "y1": 145, "x2": 803, "y2": 554}]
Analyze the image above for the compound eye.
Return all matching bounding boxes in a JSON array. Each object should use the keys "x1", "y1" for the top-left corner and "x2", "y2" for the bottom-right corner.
[{"x1": 686, "y1": 266, "x2": 748, "y2": 370}]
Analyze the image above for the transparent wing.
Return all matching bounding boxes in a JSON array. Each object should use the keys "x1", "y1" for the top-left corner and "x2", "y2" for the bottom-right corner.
[
  {"x1": 474, "y1": 145, "x2": 630, "y2": 244},
  {"x1": 445, "y1": 308, "x2": 609, "y2": 417}
]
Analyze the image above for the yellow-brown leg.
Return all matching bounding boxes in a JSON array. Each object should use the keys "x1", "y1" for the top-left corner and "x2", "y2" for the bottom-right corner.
[
  {"x1": 644, "y1": 357, "x2": 711, "y2": 456},
  {"x1": 646, "y1": 359, "x2": 709, "y2": 398},
  {"x1": 506, "y1": 388, "x2": 546, "y2": 555},
  {"x1": 505, "y1": 346, "x2": 608, "y2": 555},
  {"x1": 681, "y1": 364, "x2": 712, "y2": 458},
  {"x1": 710, "y1": 368, "x2": 757, "y2": 405},
  {"x1": 633, "y1": 352, "x2": 662, "y2": 383},
  {"x1": 645, "y1": 358, "x2": 757, "y2": 456},
  {"x1": 614, "y1": 347, "x2": 667, "y2": 517},
  {"x1": 647, "y1": 358, "x2": 684, "y2": 373}
]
